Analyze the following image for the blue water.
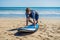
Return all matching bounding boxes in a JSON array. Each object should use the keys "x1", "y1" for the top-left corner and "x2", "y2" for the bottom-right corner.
[
  {"x1": 0, "y1": 7, "x2": 60, "y2": 11},
  {"x1": 0, "y1": 7, "x2": 60, "y2": 18},
  {"x1": 0, "y1": 14, "x2": 60, "y2": 19}
]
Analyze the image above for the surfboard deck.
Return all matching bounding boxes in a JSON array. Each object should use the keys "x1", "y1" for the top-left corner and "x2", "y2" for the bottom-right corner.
[{"x1": 17, "y1": 24, "x2": 39, "y2": 32}]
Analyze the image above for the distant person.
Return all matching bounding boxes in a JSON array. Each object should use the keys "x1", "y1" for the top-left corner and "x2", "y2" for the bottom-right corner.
[{"x1": 25, "y1": 8, "x2": 39, "y2": 27}]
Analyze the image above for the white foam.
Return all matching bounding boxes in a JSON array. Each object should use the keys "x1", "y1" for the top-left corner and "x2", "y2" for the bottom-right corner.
[{"x1": 0, "y1": 10, "x2": 60, "y2": 14}]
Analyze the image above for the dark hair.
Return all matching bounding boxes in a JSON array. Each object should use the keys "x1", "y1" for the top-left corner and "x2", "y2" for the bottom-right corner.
[{"x1": 26, "y1": 8, "x2": 30, "y2": 13}]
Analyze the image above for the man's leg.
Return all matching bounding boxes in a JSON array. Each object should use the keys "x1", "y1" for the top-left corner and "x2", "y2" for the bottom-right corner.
[
  {"x1": 28, "y1": 18, "x2": 38, "y2": 25},
  {"x1": 28, "y1": 19, "x2": 38, "y2": 24},
  {"x1": 29, "y1": 19, "x2": 33, "y2": 23},
  {"x1": 27, "y1": 17, "x2": 33, "y2": 23}
]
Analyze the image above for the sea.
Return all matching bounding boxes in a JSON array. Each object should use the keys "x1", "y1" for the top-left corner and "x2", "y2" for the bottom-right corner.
[{"x1": 0, "y1": 7, "x2": 60, "y2": 19}]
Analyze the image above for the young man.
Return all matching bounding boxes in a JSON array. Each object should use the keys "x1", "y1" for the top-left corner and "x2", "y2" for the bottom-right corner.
[{"x1": 25, "y1": 8, "x2": 39, "y2": 26}]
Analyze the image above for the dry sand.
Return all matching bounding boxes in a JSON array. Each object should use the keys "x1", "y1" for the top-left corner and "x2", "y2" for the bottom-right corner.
[{"x1": 0, "y1": 18, "x2": 60, "y2": 40}]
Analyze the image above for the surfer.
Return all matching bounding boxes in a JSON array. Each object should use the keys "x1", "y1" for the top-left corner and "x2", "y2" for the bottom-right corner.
[{"x1": 25, "y1": 8, "x2": 39, "y2": 27}]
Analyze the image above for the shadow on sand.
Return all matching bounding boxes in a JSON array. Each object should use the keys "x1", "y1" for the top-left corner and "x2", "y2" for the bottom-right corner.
[
  {"x1": 14, "y1": 32, "x2": 34, "y2": 36},
  {"x1": 8, "y1": 28, "x2": 35, "y2": 36}
]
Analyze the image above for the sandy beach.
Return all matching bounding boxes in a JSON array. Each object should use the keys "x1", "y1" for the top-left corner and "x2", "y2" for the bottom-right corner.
[{"x1": 0, "y1": 18, "x2": 60, "y2": 40}]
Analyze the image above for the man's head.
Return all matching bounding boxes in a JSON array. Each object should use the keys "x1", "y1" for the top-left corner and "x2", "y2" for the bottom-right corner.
[{"x1": 26, "y1": 8, "x2": 31, "y2": 14}]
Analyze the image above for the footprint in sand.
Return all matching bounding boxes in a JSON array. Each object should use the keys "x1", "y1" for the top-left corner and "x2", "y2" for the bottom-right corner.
[
  {"x1": 52, "y1": 27, "x2": 57, "y2": 32},
  {"x1": 48, "y1": 34, "x2": 53, "y2": 38},
  {"x1": 43, "y1": 38, "x2": 50, "y2": 40},
  {"x1": 52, "y1": 26, "x2": 60, "y2": 33},
  {"x1": 54, "y1": 36, "x2": 60, "y2": 40},
  {"x1": 16, "y1": 37, "x2": 23, "y2": 40},
  {"x1": 39, "y1": 24, "x2": 47, "y2": 32},
  {"x1": 56, "y1": 27, "x2": 60, "y2": 33}
]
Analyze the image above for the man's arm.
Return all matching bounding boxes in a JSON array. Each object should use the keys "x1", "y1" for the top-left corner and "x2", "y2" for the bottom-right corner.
[
  {"x1": 26, "y1": 13, "x2": 29, "y2": 26},
  {"x1": 26, "y1": 18, "x2": 28, "y2": 26},
  {"x1": 33, "y1": 19, "x2": 36, "y2": 26},
  {"x1": 26, "y1": 17, "x2": 31, "y2": 26}
]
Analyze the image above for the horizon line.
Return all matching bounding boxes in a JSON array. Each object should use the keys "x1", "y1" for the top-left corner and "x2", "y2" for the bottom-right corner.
[{"x1": 0, "y1": 6, "x2": 59, "y2": 7}]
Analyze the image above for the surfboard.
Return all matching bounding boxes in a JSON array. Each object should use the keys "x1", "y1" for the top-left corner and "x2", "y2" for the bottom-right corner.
[{"x1": 17, "y1": 24, "x2": 39, "y2": 32}]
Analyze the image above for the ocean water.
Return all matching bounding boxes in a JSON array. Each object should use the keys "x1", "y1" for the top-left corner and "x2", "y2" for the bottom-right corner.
[{"x1": 0, "y1": 7, "x2": 60, "y2": 18}]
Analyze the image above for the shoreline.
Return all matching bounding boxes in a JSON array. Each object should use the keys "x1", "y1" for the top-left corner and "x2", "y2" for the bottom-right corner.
[{"x1": 0, "y1": 17, "x2": 60, "y2": 20}]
